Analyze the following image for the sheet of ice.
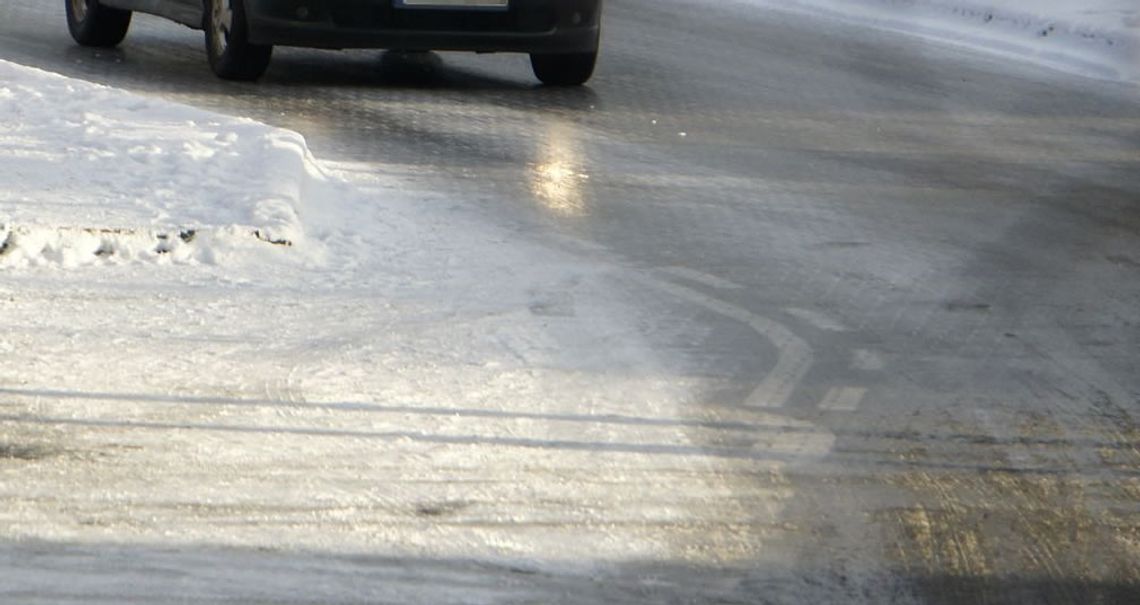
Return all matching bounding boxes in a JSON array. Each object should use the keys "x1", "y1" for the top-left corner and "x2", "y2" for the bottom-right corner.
[
  {"x1": 0, "y1": 60, "x2": 834, "y2": 602},
  {"x1": 718, "y1": 0, "x2": 1140, "y2": 83}
]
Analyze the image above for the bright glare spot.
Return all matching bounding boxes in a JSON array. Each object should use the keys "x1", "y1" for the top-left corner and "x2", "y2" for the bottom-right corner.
[
  {"x1": 530, "y1": 122, "x2": 588, "y2": 216},
  {"x1": 532, "y1": 161, "x2": 586, "y2": 215}
]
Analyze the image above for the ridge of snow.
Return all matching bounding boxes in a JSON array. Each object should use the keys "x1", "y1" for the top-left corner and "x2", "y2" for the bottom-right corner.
[{"x1": 0, "y1": 60, "x2": 317, "y2": 268}]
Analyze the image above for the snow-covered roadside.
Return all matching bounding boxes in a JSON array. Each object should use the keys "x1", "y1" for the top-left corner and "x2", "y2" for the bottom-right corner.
[
  {"x1": 734, "y1": 0, "x2": 1140, "y2": 84},
  {"x1": 0, "y1": 60, "x2": 315, "y2": 268}
]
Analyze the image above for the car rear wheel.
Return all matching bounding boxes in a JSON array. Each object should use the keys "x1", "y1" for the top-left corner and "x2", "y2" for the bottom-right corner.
[
  {"x1": 66, "y1": 0, "x2": 132, "y2": 48},
  {"x1": 530, "y1": 50, "x2": 598, "y2": 86},
  {"x1": 205, "y1": 0, "x2": 272, "y2": 81},
  {"x1": 530, "y1": 29, "x2": 599, "y2": 86}
]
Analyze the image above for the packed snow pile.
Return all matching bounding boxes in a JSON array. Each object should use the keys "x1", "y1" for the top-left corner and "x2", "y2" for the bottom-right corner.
[
  {"x1": 746, "y1": 0, "x2": 1140, "y2": 83},
  {"x1": 0, "y1": 60, "x2": 317, "y2": 268}
]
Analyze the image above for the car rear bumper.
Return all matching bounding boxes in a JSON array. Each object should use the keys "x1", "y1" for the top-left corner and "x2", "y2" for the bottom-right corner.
[{"x1": 245, "y1": 0, "x2": 601, "y2": 53}]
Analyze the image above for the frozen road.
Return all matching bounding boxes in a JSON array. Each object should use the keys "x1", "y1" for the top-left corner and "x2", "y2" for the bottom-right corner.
[{"x1": 2, "y1": 0, "x2": 1139, "y2": 602}]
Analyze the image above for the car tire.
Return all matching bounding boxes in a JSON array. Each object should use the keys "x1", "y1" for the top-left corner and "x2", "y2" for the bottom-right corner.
[
  {"x1": 530, "y1": 49, "x2": 598, "y2": 86},
  {"x1": 66, "y1": 0, "x2": 132, "y2": 48},
  {"x1": 205, "y1": 0, "x2": 272, "y2": 81}
]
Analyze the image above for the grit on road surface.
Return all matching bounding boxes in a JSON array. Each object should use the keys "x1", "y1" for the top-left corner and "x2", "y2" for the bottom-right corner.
[{"x1": 2, "y1": 0, "x2": 1139, "y2": 603}]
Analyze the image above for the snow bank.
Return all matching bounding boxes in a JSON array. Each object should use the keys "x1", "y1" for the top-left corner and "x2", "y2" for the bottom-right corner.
[
  {"x1": 0, "y1": 60, "x2": 319, "y2": 268},
  {"x1": 742, "y1": 0, "x2": 1140, "y2": 83}
]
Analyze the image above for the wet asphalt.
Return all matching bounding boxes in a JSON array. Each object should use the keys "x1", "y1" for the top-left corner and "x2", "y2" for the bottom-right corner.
[{"x1": 2, "y1": 0, "x2": 1140, "y2": 602}]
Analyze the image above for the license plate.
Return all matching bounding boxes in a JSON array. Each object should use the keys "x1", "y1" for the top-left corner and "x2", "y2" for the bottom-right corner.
[{"x1": 394, "y1": 0, "x2": 508, "y2": 9}]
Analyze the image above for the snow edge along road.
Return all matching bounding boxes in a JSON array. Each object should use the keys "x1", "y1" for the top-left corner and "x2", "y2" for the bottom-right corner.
[
  {"x1": 729, "y1": 0, "x2": 1140, "y2": 84},
  {"x1": 0, "y1": 59, "x2": 319, "y2": 268}
]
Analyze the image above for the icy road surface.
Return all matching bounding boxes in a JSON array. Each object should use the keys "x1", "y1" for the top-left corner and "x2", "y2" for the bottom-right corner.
[{"x1": 2, "y1": 0, "x2": 1140, "y2": 602}]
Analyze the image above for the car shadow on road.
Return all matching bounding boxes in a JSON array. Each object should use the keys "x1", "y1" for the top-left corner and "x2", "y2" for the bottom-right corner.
[
  {"x1": 265, "y1": 49, "x2": 522, "y2": 89},
  {"x1": 264, "y1": 48, "x2": 601, "y2": 112},
  {"x1": 57, "y1": 41, "x2": 598, "y2": 111}
]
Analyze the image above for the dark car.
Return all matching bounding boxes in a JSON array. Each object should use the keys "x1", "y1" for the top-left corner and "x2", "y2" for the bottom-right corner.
[{"x1": 65, "y1": 0, "x2": 602, "y2": 85}]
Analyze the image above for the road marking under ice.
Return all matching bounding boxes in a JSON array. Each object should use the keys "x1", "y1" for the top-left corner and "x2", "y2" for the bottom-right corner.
[
  {"x1": 818, "y1": 387, "x2": 867, "y2": 412},
  {"x1": 659, "y1": 266, "x2": 744, "y2": 290},
  {"x1": 784, "y1": 307, "x2": 847, "y2": 332},
  {"x1": 637, "y1": 275, "x2": 813, "y2": 409}
]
